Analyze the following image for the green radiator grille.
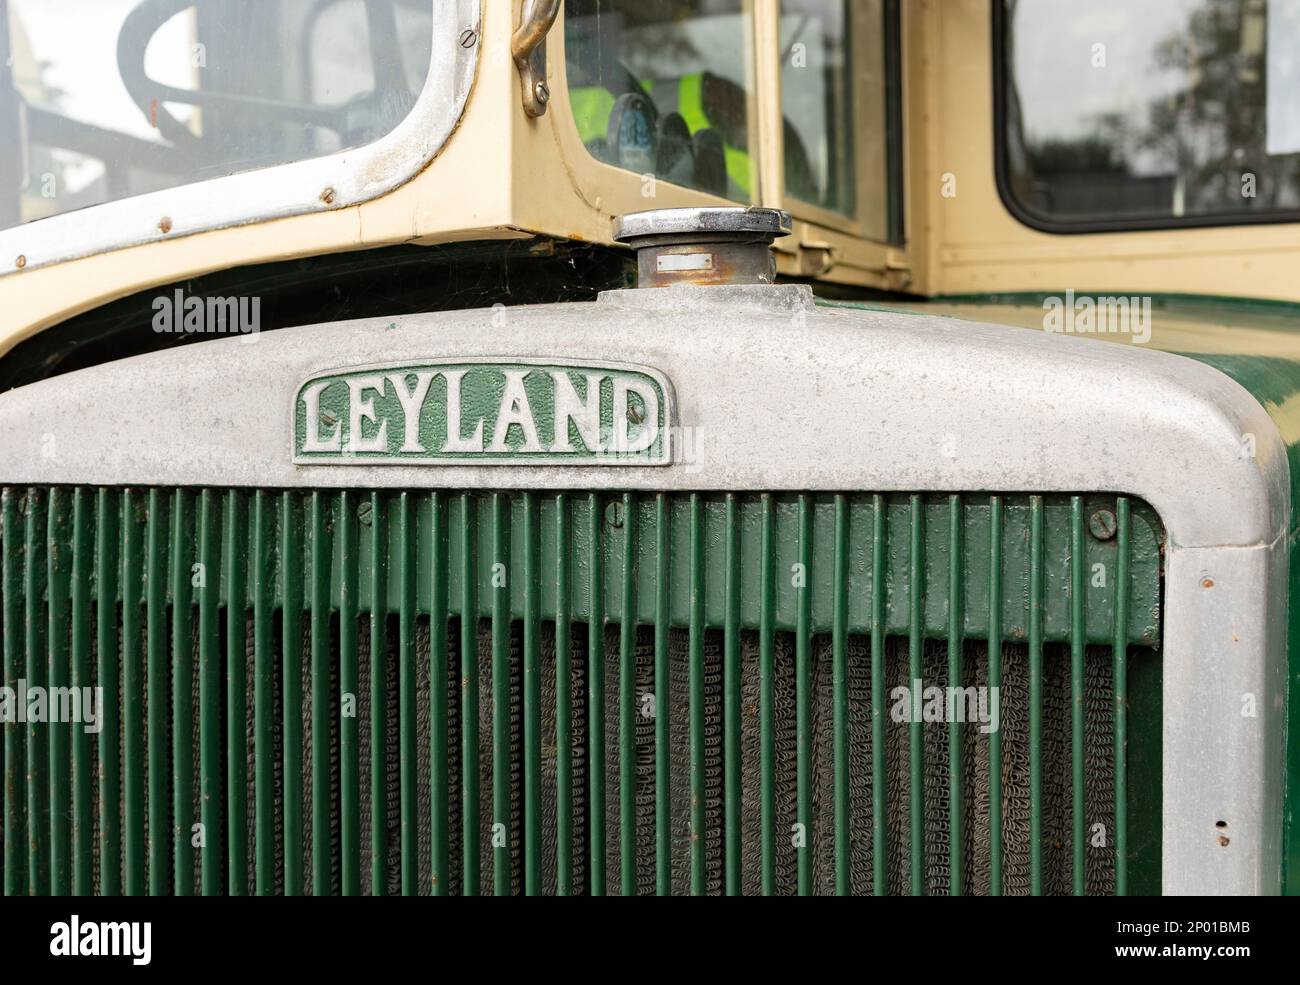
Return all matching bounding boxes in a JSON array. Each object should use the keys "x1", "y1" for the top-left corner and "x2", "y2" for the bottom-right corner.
[{"x1": 0, "y1": 487, "x2": 1162, "y2": 896}]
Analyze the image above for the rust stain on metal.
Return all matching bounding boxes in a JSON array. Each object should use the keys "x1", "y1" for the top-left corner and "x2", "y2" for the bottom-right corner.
[
  {"x1": 320, "y1": 187, "x2": 337, "y2": 205},
  {"x1": 158, "y1": 216, "x2": 173, "y2": 234},
  {"x1": 15, "y1": 254, "x2": 26, "y2": 269}
]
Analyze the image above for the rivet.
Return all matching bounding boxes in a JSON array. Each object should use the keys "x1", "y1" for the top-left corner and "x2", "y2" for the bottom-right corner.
[{"x1": 1088, "y1": 508, "x2": 1117, "y2": 541}]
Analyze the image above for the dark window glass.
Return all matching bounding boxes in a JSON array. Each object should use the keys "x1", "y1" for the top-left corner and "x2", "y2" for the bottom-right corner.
[{"x1": 1000, "y1": 0, "x2": 1300, "y2": 228}]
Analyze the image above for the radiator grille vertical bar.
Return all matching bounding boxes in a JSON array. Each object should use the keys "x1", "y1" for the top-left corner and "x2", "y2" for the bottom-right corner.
[
  {"x1": 72, "y1": 488, "x2": 93, "y2": 896},
  {"x1": 870, "y1": 494, "x2": 887, "y2": 896},
  {"x1": 429, "y1": 491, "x2": 450, "y2": 895},
  {"x1": 26, "y1": 490, "x2": 48, "y2": 896},
  {"x1": 947, "y1": 494, "x2": 965, "y2": 896},
  {"x1": 723, "y1": 494, "x2": 741, "y2": 896},
  {"x1": 987, "y1": 495, "x2": 1004, "y2": 896},
  {"x1": 146, "y1": 489, "x2": 168, "y2": 896},
  {"x1": 795, "y1": 494, "x2": 812, "y2": 897},
  {"x1": 654, "y1": 493, "x2": 671, "y2": 895},
  {"x1": 369, "y1": 492, "x2": 390, "y2": 896},
  {"x1": 908, "y1": 494, "x2": 924, "y2": 896},
  {"x1": 96, "y1": 487, "x2": 118, "y2": 896},
  {"x1": 588, "y1": 492, "x2": 605, "y2": 895},
  {"x1": 1028, "y1": 495, "x2": 1045, "y2": 896},
  {"x1": 169, "y1": 487, "x2": 190, "y2": 897},
  {"x1": 47, "y1": 488, "x2": 71, "y2": 896},
  {"x1": 280, "y1": 492, "x2": 304, "y2": 896},
  {"x1": 397, "y1": 492, "x2": 417, "y2": 895},
  {"x1": 619, "y1": 491, "x2": 637, "y2": 896},
  {"x1": 251, "y1": 492, "x2": 274, "y2": 895},
  {"x1": 122, "y1": 493, "x2": 146, "y2": 894},
  {"x1": 339, "y1": 491, "x2": 359, "y2": 896},
  {"x1": 759, "y1": 494, "x2": 775, "y2": 896},
  {"x1": 688, "y1": 493, "x2": 705, "y2": 896},
  {"x1": 225, "y1": 490, "x2": 248, "y2": 896},
  {"x1": 457, "y1": 493, "x2": 478, "y2": 896},
  {"x1": 832, "y1": 494, "x2": 850, "y2": 895},
  {"x1": 1070, "y1": 496, "x2": 1086, "y2": 896},
  {"x1": 1, "y1": 489, "x2": 22, "y2": 897},
  {"x1": 309, "y1": 492, "x2": 332, "y2": 894},
  {"x1": 198, "y1": 490, "x2": 221, "y2": 895},
  {"x1": 490, "y1": 492, "x2": 510, "y2": 896},
  {"x1": 1113, "y1": 497, "x2": 1131, "y2": 897},
  {"x1": 555, "y1": 493, "x2": 573, "y2": 896},
  {"x1": 522, "y1": 492, "x2": 541, "y2": 895}
]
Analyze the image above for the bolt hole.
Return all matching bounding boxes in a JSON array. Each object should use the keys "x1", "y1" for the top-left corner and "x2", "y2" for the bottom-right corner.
[{"x1": 1215, "y1": 820, "x2": 1227, "y2": 829}]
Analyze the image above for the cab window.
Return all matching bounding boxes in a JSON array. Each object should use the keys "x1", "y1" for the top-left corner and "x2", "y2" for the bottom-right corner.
[
  {"x1": 779, "y1": 0, "x2": 861, "y2": 219},
  {"x1": 999, "y1": 0, "x2": 1300, "y2": 229},
  {"x1": 0, "y1": 0, "x2": 432, "y2": 230},
  {"x1": 565, "y1": 0, "x2": 898, "y2": 242},
  {"x1": 564, "y1": 0, "x2": 758, "y2": 202}
]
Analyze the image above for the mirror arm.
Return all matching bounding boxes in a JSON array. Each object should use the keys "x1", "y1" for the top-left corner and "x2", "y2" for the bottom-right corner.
[{"x1": 512, "y1": 0, "x2": 562, "y2": 117}]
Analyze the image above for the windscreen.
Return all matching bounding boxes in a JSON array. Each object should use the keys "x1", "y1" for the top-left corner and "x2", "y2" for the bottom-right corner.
[{"x1": 0, "y1": 0, "x2": 433, "y2": 230}]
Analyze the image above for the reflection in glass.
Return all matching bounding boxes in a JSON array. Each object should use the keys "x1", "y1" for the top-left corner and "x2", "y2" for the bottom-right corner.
[
  {"x1": 1003, "y1": 0, "x2": 1300, "y2": 225},
  {"x1": 0, "y1": 0, "x2": 432, "y2": 229},
  {"x1": 779, "y1": 0, "x2": 866, "y2": 220}
]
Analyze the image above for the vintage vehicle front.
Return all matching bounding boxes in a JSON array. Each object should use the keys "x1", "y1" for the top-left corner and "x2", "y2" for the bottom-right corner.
[{"x1": 0, "y1": 0, "x2": 1297, "y2": 900}]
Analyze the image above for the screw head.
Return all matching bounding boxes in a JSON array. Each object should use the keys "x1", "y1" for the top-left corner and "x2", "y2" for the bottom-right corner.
[
  {"x1": 459, "y1": 28, "x2": 478, "y2": 48},
  {"x1": 534, "y1": 80, "x2": 550, "y2": 105},
  {"x1": 1088, "y1": 508, "x2": 1117, "y2": 541},
  {"x1": 320, "y1": 186, "x2": 336, "y2": 205},
  {"x1": 158, "y1": 216, "x2": 173, "y2": 234},
  {"x1": 605, "y1": 500, "x2": 624, "y2": 528},
  {"x1": 15, "y1": 254, "x2": 26, "y2": 269},
  {"x1": 357, "y1": 500, "x2": 373, "y2": 526}
]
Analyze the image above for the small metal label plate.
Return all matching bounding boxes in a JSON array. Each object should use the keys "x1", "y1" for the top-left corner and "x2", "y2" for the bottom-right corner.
[{"x1": 294, "y1": 359, "x2": 671, "y2": 466}]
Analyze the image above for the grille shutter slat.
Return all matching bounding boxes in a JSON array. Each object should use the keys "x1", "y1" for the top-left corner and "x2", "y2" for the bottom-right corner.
[{"x1": 0, "y1": 488, "x2": 1162, "y2": 896}]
